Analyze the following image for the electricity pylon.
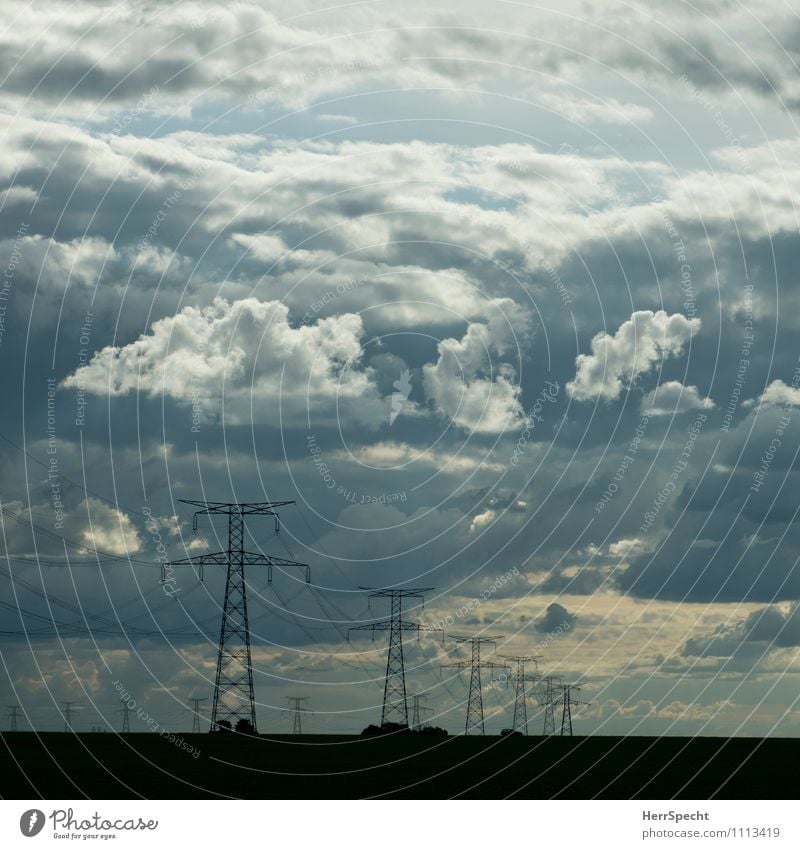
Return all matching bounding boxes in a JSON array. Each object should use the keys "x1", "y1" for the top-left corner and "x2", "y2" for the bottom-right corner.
[
  {"x1": 167, "y1": 500, "x2": 310, "y2": 734},
  {"x1": 118, "y1": 698, "x2": 131, "y2": 733},
  {"x1": 500, "y1": 655, "x2": 540, "y2": 734},
  {"x1": 410, "y1": 693, "x2": 433, "y2": 730},
  {"x1": 540, "y1": 675, "x2": 561, "y2": 736},
  {"x1": 558, "y1": 683, "x2": 588, "y2": 736},
  {"x1": 287, "y1": 696, "x2": 310, "y2": 734},
  {"x1": 190, "y1": 697, "x2": 207, "y2": 733},
  {"x1": 444, "y1": 636, "x2": 509, "y2": 735},
  {"x1": 348, "y1": 587, "x2": 442, "y2": 728},
  {"x1": 6, "y1": 705, "x2": 22, "y2": 731},
  {"x1": 62, "y1": 700, "x2": 78, "y2": 733}
]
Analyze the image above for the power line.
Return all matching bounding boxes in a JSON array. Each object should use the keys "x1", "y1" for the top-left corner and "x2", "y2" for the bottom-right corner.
[
  {"x1": 0, "y1": 429, "x2": 152, "y2": 519},
  {"x1": 0, "y1": 503, "x2": 153, "y2": 565}
]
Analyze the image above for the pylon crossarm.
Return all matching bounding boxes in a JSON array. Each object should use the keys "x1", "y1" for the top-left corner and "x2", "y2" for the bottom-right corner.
[
  {"x1": 181, "y1": 499, "x2": 295, "y2": 515},
  {"x1": 166, "y1": 551, "x2": 310, "y2": 582},
  {"x1": 348, "y1": 622, "x2": 389, "y2": 641},
  {"x1": 167, "y1": 551, "x2": 229, "y2": 566},
  {"x1": 349, "y1": 620, "x2": 440, "y2": 636}
]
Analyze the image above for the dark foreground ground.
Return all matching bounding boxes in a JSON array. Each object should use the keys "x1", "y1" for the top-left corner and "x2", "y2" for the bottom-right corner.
[{"x1": 0, "y1": 732, "x2": 795, "y2": 799}]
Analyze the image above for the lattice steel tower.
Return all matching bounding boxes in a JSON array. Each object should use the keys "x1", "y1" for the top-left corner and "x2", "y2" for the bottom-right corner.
[
  {"x1": 444, "y1": 636, "x2": 508, "y2": 735},
  {"x1": 6, "y1": 705, "x2": 21, "y2": 732},
  {"x1": 62, "y1": 701, "x2": 78, "y2": 733},
  {"x1": 189, "y1": 697, "x2": 207, "y2": 733},
  {"x1": 349, "y1": 587, "x2": 441, "y2": 728},
  {"x1": 168, "y1": 500, "x2": 309, "y2": 733},
  {"x1": 118, "y1": 698, "x2": 131, "y2": 733},
  {"x1": 287, "y1": 696, "x2": 310, "y2": 734},
  {"x1": 540, "y1": 675, "x2": 561, "y2": 736},
  {"x1": 500, "y1": 655, "x2": 540, "y2": 735},
  {"x1": 558, "y1": 683, "x2": 587, "y2": 736},
  {"x1": 410, "y1": 693, "x2": 433, "y2": 730}
]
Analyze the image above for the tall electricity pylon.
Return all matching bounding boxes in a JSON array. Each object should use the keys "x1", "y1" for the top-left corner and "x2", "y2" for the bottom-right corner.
[
  {"x1": 540, "y1": 675, "x2": 561, "y2": 736},
  {"x1": 348, "y1": 587, "x2": 442, "y2": 728},
  {"x1": 500, "y1": 655, "x2": 540, "y2": 734},
  {"x1": 444, "y1": 636, "x2": 509, "y2": 735},
  {"x1": 118, "y1": 698, "x2": 131, "y2": 733},
  {"x1": 409, "y1": 693, "x2": 433, "y2": 730},
  {"x1": 559, "y1": 683, "x2": 588, "y2": 736},
  {"x1": 190, "y1": 697, "x2": 207, "y2": 733},
  {"x1": 62, "y1": 701, "x2": 78, "y2": 733},
  {"x1": 287, "y1": 696, "x2": 310, "y2": 734},
  {"x1": 167, "y1": 500, "x2": 310, "y2": 734},
  {"x1": 6, "y1": 705, "x2": 22, "y2": 731}
]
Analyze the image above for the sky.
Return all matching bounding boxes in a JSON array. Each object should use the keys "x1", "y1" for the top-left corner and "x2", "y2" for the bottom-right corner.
[{"x1": 2, "y1": 0, "x2": 800, "y2": 737}]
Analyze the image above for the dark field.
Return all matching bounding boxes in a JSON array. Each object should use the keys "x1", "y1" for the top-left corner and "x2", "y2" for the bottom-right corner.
[{"x1": 0, "y1": 733, "x2": 795, "y2": 799}]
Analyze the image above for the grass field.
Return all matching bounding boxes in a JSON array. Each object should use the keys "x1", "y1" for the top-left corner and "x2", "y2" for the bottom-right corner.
[{"x1": 0, "y1": 732, "x2": 795, "y2": 799}]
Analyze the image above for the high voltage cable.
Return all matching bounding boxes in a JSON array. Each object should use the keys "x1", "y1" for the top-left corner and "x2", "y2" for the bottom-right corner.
[
  {"x1": 0, "y1": 504, "x2": 154, "y2": 565},
  {"x1": 0, "y1": 429, "x2": 152, "y2": 519}
]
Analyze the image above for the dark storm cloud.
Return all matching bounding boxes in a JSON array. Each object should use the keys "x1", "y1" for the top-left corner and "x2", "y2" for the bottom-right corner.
[
  {"x1": 534, "y1": 602, "x2": 577, "y2": 634},
  {"x1": 682, "y1": 603, "x2": 800, "y2": 656}
]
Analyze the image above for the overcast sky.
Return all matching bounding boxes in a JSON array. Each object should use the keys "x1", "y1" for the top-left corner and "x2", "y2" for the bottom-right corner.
[{"x1": 3, "y1": 0, "x2": 800, "y2": 736}]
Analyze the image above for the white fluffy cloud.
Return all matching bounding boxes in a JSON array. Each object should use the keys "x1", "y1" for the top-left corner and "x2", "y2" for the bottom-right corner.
[
  {"x1": 746, "y1": 379, "x2": 800, "y2": 409},
  {"x1": 422, "y1": 308, "x2": 530, "y2": 434},
  {"x1": 641, "y1": 380, "x2": 714, "y2": 416},
  {"x1": 61, "y1": 297, "x2": 387, "y2": 426},
  {"x1": 78, "y1": 497, "x2": 142, "y2": 556},
  {"x1": 567, "y1": 310, "x2": 701, "y2": 402}
]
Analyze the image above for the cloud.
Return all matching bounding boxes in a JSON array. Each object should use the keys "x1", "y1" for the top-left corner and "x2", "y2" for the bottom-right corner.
[
  {"x1": 533, "y1": 602, "x2": 576, "y2": 634},
  {"x1": 745, "y1": 379, "x2": 800, "y2": 409},
  {"x1": 78, "y1": 498, "x2": 142, "y2": 556},
  {"x1": 608, "y1": 537, "x2": 654, "y2": 558},
  {"x1": 641, "y1": 381, "x2": 714, "y2": 416},
  {"x1": 5, "y1": 1, "x2": 800, "y2": 120},
  {"x1": 683, "y1": 604, "x2": 800, "y2": 657},
  {"x1": 61, "y1": 297, "x2": 387, "y2": 427},
  {"x1": 422, "y1": 308, "x2": 530, "y2": 434},
  {"x1": 567, "y1": 310, "x2": 702, "y2": 402}
]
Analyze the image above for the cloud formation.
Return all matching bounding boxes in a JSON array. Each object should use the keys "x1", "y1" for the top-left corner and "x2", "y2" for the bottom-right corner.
[
  {"x1": 568, "y1": 311, "x2": 701, "y2": 402},
  {"x1": 641, "y1": 381, "x2": 714, "y2": 416}
]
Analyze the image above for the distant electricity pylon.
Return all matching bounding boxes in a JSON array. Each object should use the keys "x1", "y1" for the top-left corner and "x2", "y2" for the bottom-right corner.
[
  {"x1": 61, "y1": 700, "x2": 78, "y2": 733},
  {"x1": 500, "y1": 655, "x2": 540, "y2": 735},
  {"x1": 190, "y1": 697, "x2": 207, "y2": 733},
  {"x1": 118, "y1": 698, "x2": 131, "y2": 733},
  {"x1": 558, "y1": 683, "x2": 588, "y2": 736},
  {"x1": 6, "y1": 705, "x2": 22, "y2": 731},
  {"x1": 540, "y1": 675, "x2": 561, "y2": 736},
  {"x1": 287, "y1": 696, "x2": 310, "y2": 734},
  {"x1": 409, "y1": 693, "x2": 433, "y2": 730},
  {"x1": 349, "y1": 587, "x2": 442, "y2": 728},
  {"x1": 444, "y1": 636, "x2": 509, "y2": 735},
  {"x1": 167, "y1": 500, "x2": 310, "y2": 734}
]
